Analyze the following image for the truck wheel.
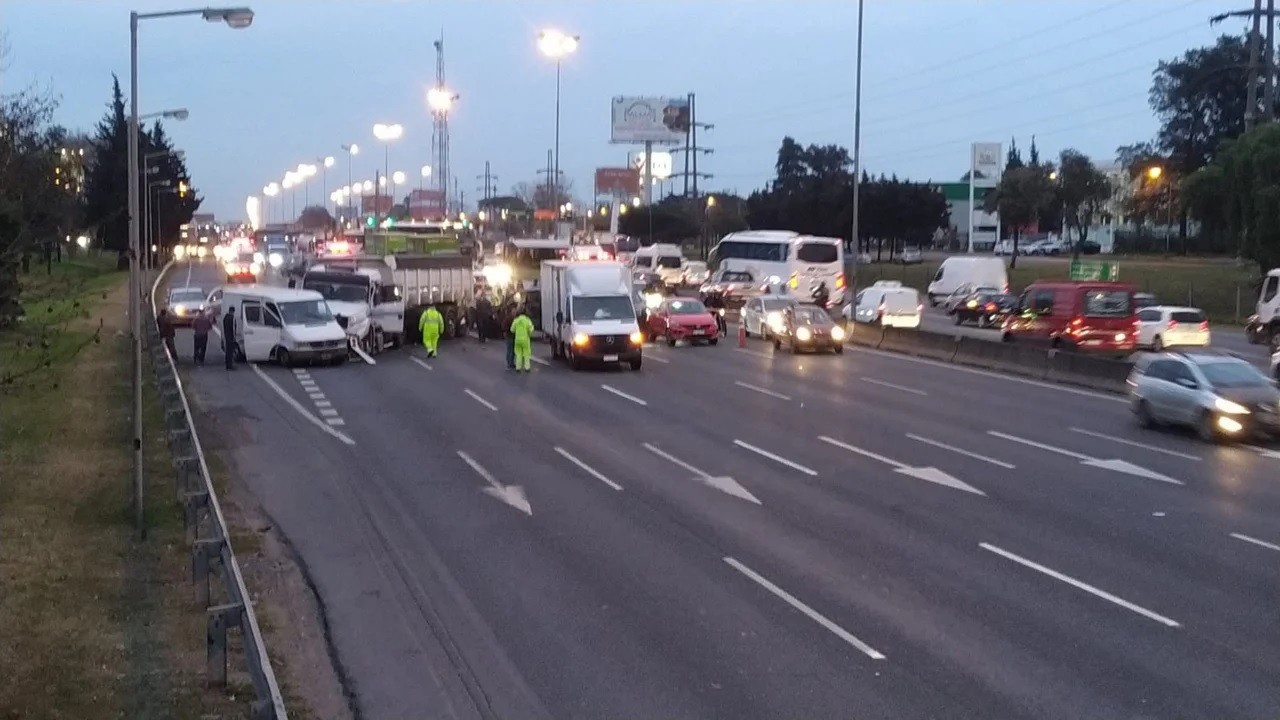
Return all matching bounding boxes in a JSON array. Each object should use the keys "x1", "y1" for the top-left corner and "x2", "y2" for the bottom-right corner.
[
  {"x1": 276, "y1": 347, "x2": 292, "y2": 367},
  {"x1": 630, "y1": 357, "x2": 642, "y2": 371}
]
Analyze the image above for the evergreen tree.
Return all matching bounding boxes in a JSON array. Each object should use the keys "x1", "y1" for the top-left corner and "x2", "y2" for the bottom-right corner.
[
  {"x1": 1006, "y1": 137, "x2": 1024, "y2": 171},
  {"x1": 1028, "y1": 135, "x2": 1041, "y2": 166},
  {"x1": 144, "y1": 120, "x2": 200, "y2": 253},
  {"x1": 83, "y1": 75, "x2": 130, "y2": 264}
]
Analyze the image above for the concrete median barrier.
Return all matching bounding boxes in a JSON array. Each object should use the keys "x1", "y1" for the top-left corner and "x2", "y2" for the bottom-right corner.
[
  {"x1": 844, "y1": 322, "x2": 884, "y2": 348},
  {"x1": 952, "y1": 337, "x2": 1050, "y2": 380},
  {"x1": 879, "y1": 326, "x2": 960, "y2": 362},
  {"x1": 1045, "y1": 350, "x2": 1133, "y2": 392}
]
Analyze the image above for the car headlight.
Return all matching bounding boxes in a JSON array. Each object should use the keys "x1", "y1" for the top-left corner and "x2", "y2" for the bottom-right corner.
[
  {"x1": 644, "y1": 293, "x2": 663, "y2": 310},
  {"x1": 253, "y1": 252, "x2": 265, "y2": 264},
  {"x1": 173, "y1": 305, "x2": 187, "y2": 316},
  {"x1": 796, "y1": 326, "x2": 812, "y2": 341},
  {"x1": 197, "y1": 246, "x2": 208, "y2": 258},
  {"x1": 629, "y1": 331, "x2": 643, "y2": 345},
  {"x1": 174, "y1": 246, "x2": 186, "y2": 258},
  {"x1": 572, "y1": 332, "x2": 589, "y2": 346},
  {"x1": 269, "y1": 252, "x2": 283, "y2": 267},
  {"x1": 831, "y1": 325, "x2": 846, "y2": 341},
  {"x1": 1214, "y1": 397, "x2": 1251, "y2": 415},
  {"x1": 766, "y1": 312, "x2": 784, "y2": 330},
  {"x1": 250, "y1": 262, "x2": 262, "y2": 274},
  {"x1": 224, "y1": 262, "x2": 236, "y2": 274}
]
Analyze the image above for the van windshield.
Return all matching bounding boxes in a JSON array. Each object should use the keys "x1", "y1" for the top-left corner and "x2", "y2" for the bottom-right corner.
[
  {"x1": 796, "y1": 242, "x2": 838, "y2": 264},
  {"x1": 1083, "y1": 290, "x2": 1131, "y2": 317},
  {"x1": 303, "y1": 279, "x2": 368, "y2": 303},
  {"x1": 656, "y1": 256, "x2": 682, "y2": 269},
  {"x1": 572, "y1": 296, "x2": 636, "y2": 323},
  {"x1": 278, "y1": 300, "x2": 334, "y2": 325}
]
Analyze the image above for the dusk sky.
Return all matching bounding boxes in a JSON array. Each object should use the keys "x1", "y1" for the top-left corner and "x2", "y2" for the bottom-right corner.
[{"x1": 2, "y1": 0, "x2": 1232, "y2": 221}]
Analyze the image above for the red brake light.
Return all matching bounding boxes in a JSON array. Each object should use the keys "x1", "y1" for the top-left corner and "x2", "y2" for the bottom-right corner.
[
  {"x1": 835, "y1": 273, "x2": 846, "y2": 290},
  {"x1": 1199, "y1": 321, "x2": 1209, "y2": 331},
  {"x1": 1168, "y1": 319, "x2": 1178, "y2": 330},
  {"x1": 984, "y1": 302, "x2": 996, "y2": 312}
]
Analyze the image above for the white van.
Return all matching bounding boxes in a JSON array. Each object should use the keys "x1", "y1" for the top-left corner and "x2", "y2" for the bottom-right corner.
[
  {"x1": 631, "y1": 243, "x2": 684, "y2": 288},
  {"x1": 542, "y1": 261, "x2": 643, "y2": 370},
  {"x1": 847, "y1": 280, "x2": 922, "y2": 328},
  {"x1": 220, "y1": 286, "x2": 348, "y2": 366},
  {"x1": 926, "y1": 256, "x2": 1008, "y2": 306}
]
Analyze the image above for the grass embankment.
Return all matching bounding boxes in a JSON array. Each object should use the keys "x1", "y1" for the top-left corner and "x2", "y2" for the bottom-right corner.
[
  {"x1": 857, "y1": 255, "x2": 1259, "y2": 323},
  {"x1": 0, "y1": 255, "x2": 249, "y2": 719}
]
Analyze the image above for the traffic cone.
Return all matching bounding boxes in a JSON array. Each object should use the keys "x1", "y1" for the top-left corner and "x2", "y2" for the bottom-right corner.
[{"x1": 738, "y1": 323, "x2": 747, "y2": 348}]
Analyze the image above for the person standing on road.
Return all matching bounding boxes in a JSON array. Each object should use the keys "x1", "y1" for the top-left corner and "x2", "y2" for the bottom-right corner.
[
  {"x1": 157, "y1": 309, "x2": 177, "y2": 358},
  {"x1": 191, "y1": 309, "x2": 213, "y2": 365},
  {"x1": 510, "y1": 305, "x2": 534, "y2": 372},
  {"x1": 475, "y1": 293, "x2": 492, "y2": 344},
  {"x1": 420, "y1": 303, "x2": 444, "y2": 358},
  {"x1": 704, "y1": 292, "x2": 727, "y2": 336},
  {"x1": 222, "y1": 306, "x2": 237, "y2": 370},
  {"x1": 502, "y1": 302, "x2": 517, "y2": 369}
]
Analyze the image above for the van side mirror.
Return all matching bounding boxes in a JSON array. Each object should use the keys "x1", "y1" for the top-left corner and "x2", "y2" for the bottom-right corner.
[{"x1": 556, "y1": 310, "x2": 565, "y2": 325}]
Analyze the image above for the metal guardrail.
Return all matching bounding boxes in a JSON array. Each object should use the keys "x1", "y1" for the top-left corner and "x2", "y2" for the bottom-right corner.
[{"x1": 146, "y1": 262, "x2": 288, "y2": 720}]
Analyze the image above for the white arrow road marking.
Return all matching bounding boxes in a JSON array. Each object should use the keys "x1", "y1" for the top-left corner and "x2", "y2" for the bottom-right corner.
[
  {"x1": 457, "y1": 451, "x2": 531, "y2": 515},
  {"x1": 860, "y1": 377, "x2": 927, "y2": 396},
  {"x1": 907, "y1": 434, "x2": 1015, "y2": 469},
  {"x1": 734, "y1": 381, "x2": 792, "y2": 401},
  {"x1": 987, "y1": 431, "x2": 1184, "y2": 486},
  {"x1": 733, "y1": 439, "x2": 818, "y2": 476},
  {"x1": 643, "y1": 442, "x2": 760, "y2": 504},
  {"x1": 1230, "y1": 532, "x2": 1280, "y2": 552},
  {"x1": 601, "y1": 384, "x2": 647, "y2": 406},
  {"x1": 554, "y1": 447, "x2": 623, "y2": 491},
  {"x1": 1069, "y1": 427, "x2": 1202, "y2": 461},
  {"x1": 464, "y1": 388, "x2": 498, "y2": 412},
  {"x1": 410, "y1": 357, "x2": 433, "y2": 371},
  {"x1": 980, "y1": 543, "x2": 1180, "y2": 628},
  {"x1": 724, "y1": 557, "x2": 885, "y2": 660},
  {"x1": 818, "y1": 436, "x2": 985, "y2": 496},
  {"x1": 250, "y1": 365, "x2": 356, "y2": 445}
]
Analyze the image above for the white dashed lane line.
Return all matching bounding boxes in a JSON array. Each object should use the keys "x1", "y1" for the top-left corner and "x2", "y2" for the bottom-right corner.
[{"x1": 292, "y1": 368, "x2": 346, "y2": 426}]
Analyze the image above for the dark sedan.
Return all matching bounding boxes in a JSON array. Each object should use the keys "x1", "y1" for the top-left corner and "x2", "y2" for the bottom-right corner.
[
  {"x1": 771, "y1": 306, "x2": 846, "y2": 354},
  {"x1": 953, "y1": 290, "x2": 1018, "y2": 328}
]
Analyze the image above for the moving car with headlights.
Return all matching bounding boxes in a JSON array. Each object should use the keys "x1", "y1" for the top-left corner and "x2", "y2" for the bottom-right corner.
[
  {"x1": 942, "y1": 283, "x2": 999, "y2": 315},
  {"x1": 165, "y1": 286, "x2": 206, "y2": 326},
  {"x1": 225, "y1": 252, "x2": 261, "y2": 283},
  {"x1": 646, "y1": 298, "x2": 719, "y2": 347},
  {"x1": 542, "y1": 260, "x2": 643, "y2": 370},
  {"x1": 847, "y1": 281, "x2": 922, "y2": 328},
  {"x1": 1002, "y1": 281, "x2": 1137, "y2": 355},
  {"x1": 741, "y1": 295, "x2": 797, "y2": 337},
  {"x1": 1136, "y1": 306, "x2": 1210, "y2": 351},
  {"x1": 218, "y1": 286, "x2": 349, "y2": 366},
  {"x1": 951, "y1": 287, "x2": 1017, "y2": 328},
  {"x1": 1129, "y1": 351, "x2": 1279, "y2": 442},
  {"x1": 263, "y1": 238, "x2": 291, "y2": 272},
  {"x1": 771, "y1": 305, "x2": 845, "y2": 354}
]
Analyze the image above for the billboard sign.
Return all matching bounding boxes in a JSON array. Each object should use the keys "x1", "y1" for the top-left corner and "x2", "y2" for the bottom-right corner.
[
  {"x1": 595, "y1": 167, "x2": 641, "y2": 196},
  {"x1": 409, "y1": 189, "x2": 446, "y2": 218},
  {"x1": 361, "y1": 194, "x2": 393, "y2": 215},
  {"x1": 970, "y1": 142, "x2": 1003, "y2": 188},
  {"x1": 628, "y1": 150, "x2": 673, "y2": 180},
  {"x1": 610, "y1": 96, "x2": 690, "y2": 145}
]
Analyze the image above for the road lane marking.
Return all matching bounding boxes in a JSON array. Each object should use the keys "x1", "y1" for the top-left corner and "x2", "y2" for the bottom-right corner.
[
  {"x1": 842, "y1": 345, "x2": 1127, "y2": 403},
  {"x1": 1240, "y1": 444, "x2": 1280, "y2": 460},
  {"x1": 601, "y1": 384, "x2": 647, "y2": 406},
  {"x1": 457, "y1": 450, "x2": 531, "y2": 515},
  {"x1": 724, "y1": 557, "x2": 885, "y2": 660},
  {"x1": 733, "y1": 439, "x2": 818, "y2": 476},
  {"x1": 326, "y1": 418, "x2": 346, "y2": 426},
  {"x1": 860, "y1": 377, "x2": 927, "y2": 396},
  {"x1": 906, "y1": 434, "x2": 1015, "y2": 469},
  {"x1": 819, "y1": 435, "x2": 985, "y2": 495},
  {"x1": 464, "y1": 389, "x2": 498, "y2": 412},
  {"x1": 734, "y1": 347, "x2": 775, "y2": 360},
  {"x1": 643, "y1": 354, "x2": 670, "y2": 364},
  {"x1": 314, "y1": 399, "x2": 332, "y2": 408},
  {"x1": 531, "y1": 356, "x2": 550, "y2": 366},
  {"x1": 642, "y1": 443, "x2": 760, "y2": 504},
  {"x1": 249, "y1": 365, "x2": 356, "y2": 445},
  {"x1": 987, "y1": 430, "x2": 1183, "y2": 485},
  {"x1": 1230, "y1": 532, "x2": 1280, "y2": 552},
  {"x1": 554, "y1": 447, "x2": 623, "y2": 491},
  {"x1": 410, "y1": 357, "x2": 433, "y2": 371},
  {"x1": 307, "y1": 392, "x2": 325, "y2": 400},
  {"x1": 1069, "y1": 427, "x2": 1201, "y2": 461},
  {"x1": 980, "y1": 543, "x2": 1180, "y2": 628},
  {"x1": 734, "y1": 381, "x2": 792, "y2": 400},
  {"x1": 319, "y1": 408, "x2": 339, "y2": 417}
]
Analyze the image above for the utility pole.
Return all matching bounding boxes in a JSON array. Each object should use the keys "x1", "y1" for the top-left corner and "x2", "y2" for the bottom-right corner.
[
  {"x1": 849, "y1": 0, "x2": 865, "y2": 259},
  {"x1": 1267, "y1": 0, "x2": 1276, "y2": 122},
  {"x1": 432, "y1": 33, "x2": 452, "y2": 215},
  {"x1": 476, "y1": 162, "x2": 497, "y2": 205},
  {"x1": 1249, "y1": 0, "x2": 1263, "y2": 130},
  {"x1": 671, "y1": 92, "x2": 715, "y2": 198}
]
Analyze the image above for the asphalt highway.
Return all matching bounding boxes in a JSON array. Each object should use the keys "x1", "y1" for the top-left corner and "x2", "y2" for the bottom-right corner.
[{"x1": 164, "y1": 259, "x2": 1280, "y2": 720}]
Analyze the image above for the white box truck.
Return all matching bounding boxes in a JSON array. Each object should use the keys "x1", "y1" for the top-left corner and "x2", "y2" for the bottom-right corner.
[{"x1": 541, "y1": 260, "x2": 644, "y2": 371}]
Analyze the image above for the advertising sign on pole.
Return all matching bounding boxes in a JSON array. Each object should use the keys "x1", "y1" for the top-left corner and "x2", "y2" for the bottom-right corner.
[
  {"x1": 967, "y1": 141, "x2": 1003, "y2": 252},
  {"x1": 610, "y1": 96, "x2": 691, "y2": 145},
  {"x1": 409, "y1": 189, "x2": 446, "y2": 219},
  {"x1": 595, "y1": 167, "x2": 641, "y2": 196},
  {"x1": 1069, "y1": 260, "x2": 1120, "y2": 281},
  {"x1": 628, "y1": 150, "x2": 673, "y2": 180}
]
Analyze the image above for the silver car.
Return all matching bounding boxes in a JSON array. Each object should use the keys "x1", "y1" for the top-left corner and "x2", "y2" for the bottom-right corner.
[{"x1": 1128, "y1": 351, "x2": 1280, "y2": 442}]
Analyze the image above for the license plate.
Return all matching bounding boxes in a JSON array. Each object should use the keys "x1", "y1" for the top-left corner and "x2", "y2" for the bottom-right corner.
[
  {"x1": 1083, "y1": 339, "x2": 1100, "y2": 346},
  {"x1": 692, "y1": 329, "x2": 705, "y2": 335},
  {"x1": 603, "y1": 354, "x2": 619, "y2": 362}
]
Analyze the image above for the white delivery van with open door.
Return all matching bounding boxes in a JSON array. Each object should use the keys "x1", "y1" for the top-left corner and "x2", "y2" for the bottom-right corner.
[{"x1": 220, "y1": 286, "x2": 348, "y2": 366}]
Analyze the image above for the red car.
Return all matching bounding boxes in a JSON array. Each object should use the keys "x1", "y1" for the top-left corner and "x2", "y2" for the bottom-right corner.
[{"x1": 647, "y1": 298, "x2": 720, "y2": 346}]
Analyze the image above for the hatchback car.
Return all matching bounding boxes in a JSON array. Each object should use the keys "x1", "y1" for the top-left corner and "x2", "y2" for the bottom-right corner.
[
  {"x1": 1136, "y1": 306, "x2": 1210, "y2": 351},
  {"x1": 1128, "y1": 352, "x2": 1280, "y2": 442},
  {"x1": 771, "y1": 305, "x2": 845, "y2": 354},
  {"x1": 646, "y1": 298, "x2": 719, "y2": 346},
  {"x1": 741, "y1": 295, "x2": 798, "y2": 337}
]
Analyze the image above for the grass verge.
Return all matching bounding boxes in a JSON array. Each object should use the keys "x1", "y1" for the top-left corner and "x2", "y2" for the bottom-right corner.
[{"x1": 0, "y1": 258, "x2": 250, "y2": 719}]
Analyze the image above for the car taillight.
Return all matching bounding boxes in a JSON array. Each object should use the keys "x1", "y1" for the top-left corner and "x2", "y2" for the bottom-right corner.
[
  {"x1": 1199, "y1": 321, "x2": 1209, "y2": 331},
  {"x1": 985, "y1": 302, "x2": 997, "y2": 312},
  {"x1": 835, "y1": 273, "x2": 845, "y2": 289},
  {"x1": 1168, "y1": 319, "x2": 1178, "y2": 330},
  {"x1": 1069, "y1": 316, "x2": 1083, "y2": 334},
  {"x1": 877, "y1": 302, "x2": 885, "y2": 315}
]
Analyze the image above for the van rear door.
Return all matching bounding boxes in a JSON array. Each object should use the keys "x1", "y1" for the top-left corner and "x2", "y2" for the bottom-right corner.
[{"x1": 1073, "y1": 286, "x2": 1135, "y2": 348}]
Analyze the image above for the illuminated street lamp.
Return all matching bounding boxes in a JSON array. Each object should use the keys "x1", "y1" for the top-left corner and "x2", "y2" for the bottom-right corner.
[
  {"x1": 1147, "y1": 166, "x2": 1163, "y2": 180},
  {"x1": 538, "y1": 28, "x2": 579, "y2": 211},
  {"x1": 372, "y1": 123, "x2": 403, "y2": 221},
  {"x1": 419, "y1": 164, "x2": 432, "y2": 191},
  {"x1": 427, "y1": 87, "x2": 458, "y2": 113}
]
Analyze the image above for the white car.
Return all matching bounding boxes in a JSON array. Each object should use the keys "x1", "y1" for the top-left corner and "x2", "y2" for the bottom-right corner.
[
  {"x1": 741, "y1": 295, "x2": 797, "y2": 337},
  {"x1": 847, "y1": 281, "x2": 922, "y2": 328},
  {"x1": 1136, "y1": 305, "x2": 1210, "y2": 351},
  {"x1": 899, "y1": 247, "x2": 923, "y2": 265}
]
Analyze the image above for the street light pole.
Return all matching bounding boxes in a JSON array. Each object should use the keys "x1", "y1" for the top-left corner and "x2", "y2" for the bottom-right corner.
[
  {"x1": 848, "y1": 0, "x2": 865, "y2": 266},
  {"x1": 538, "y1": 30, "x2": 579, "y2": 213}
]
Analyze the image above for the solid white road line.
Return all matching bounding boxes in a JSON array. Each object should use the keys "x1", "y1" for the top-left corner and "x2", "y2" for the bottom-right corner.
[
  {"x1": 979, "y1": 543, "x2": 1180, "y2": 628},
  {"x1": 724, "y1": 557, "x2": 885, "y2": 660},
  {"x1": 817, "y1": 435, "x2": 907, "y2": 469},
  {"x1": 601, "y1": 384, "x2": 647, "y2": 406},
  {"x1": 734, "y1": 347, "x2": 775, "y2": 360},
  {"x1": 988, "y1": 431, "x2": 1091, "y2": 460},
  {"x1": 734, "y1": 381, "x2": 792, "y2": 401},
  {"x1": 1069, "y1": 427, "x2": 1202, "y2": 461},
  {"x1": 464, "y1": 388, "x2": 498, "y2": 412},
  {"x1": 906, "y1": 434, "x2": 1016, "y2": 469},
  {"x1": 842, "y1": 344, "x2": 1128, "y2": 404},
  {"x1": 643, "y1": 442, "x2": 708, "y2": 477},
  {"x1": 860, "y1": 377, "x2": 927, "y2": 396},
  {"x1": 554, "y1": 447, "x2": 623, "y2": 491},
  {"x1": 733, "y1": 439, "x2": 818, "y2": 476},
  {"x1": 410, "y1": 357, "x2": 433, "y2": 371},
  {"x1": 250, "y1": 365, "x2": 356, "y2": 446},
  {"x1": 1230, "y1": 532, "x2": 1280, "y2": 552},
  {"x1": 531, "y1": 356, "x2": 550, "y2": 366}
]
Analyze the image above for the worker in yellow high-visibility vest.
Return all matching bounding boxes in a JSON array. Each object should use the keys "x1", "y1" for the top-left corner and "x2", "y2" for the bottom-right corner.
[
  {"x1": 510, "y1": 306, "x2": 534, "y2": 372},
  {"x1": 419, "y1": 304, "x2": 444, "y2": 358}
]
